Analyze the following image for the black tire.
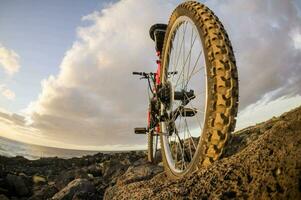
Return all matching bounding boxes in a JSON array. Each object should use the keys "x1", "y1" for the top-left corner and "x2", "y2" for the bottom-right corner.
[
  {"x1": 160, "y1": 1, "x2": 239, "y2": 179},
  {"x1": 147, "y1": 101, "x2": 160, "y2": 163},
  {"x1": 147, "y1": 130, "x2": 153, "y2": 162},
  {"x1": 147, "y1": 130, "x2": 159, "y2": 163}
]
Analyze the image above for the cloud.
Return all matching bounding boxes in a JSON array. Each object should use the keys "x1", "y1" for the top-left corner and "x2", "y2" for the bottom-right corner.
[
  {"x1": 0, "y1": 84, "x2": 15, "y2": 100},
  {"x1": 236, "y1": 94, "x2": 301, "y2": 130},
  {"x1": 26, "y1": 0, "x2": 176, "y2": 146},
  {"x1": 206, "y1": 0, "x2": 301, "y2": 109},
  {"x1": 0, "y1": 43, "x2": 20, "y2": 75},
  {"x1": 292, "y1": 32, "x2": 301, "y2": 49},
  {"x1": 0, "y1": 111, "x2": 25, "y2": 126},
  {"x1": 6, "y1": 0, "x2": 300, "y2": 148}
]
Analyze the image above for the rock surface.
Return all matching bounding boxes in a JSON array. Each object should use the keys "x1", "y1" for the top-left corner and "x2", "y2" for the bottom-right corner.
[
  {"x1": 52, "y1": 178, "x2": 95, "y2": 200},
  {"x1": 5, "y1": 174, "x2": 30, "y2": 197},
  {"x1": 0, "y1": 106, "x2": 300, "y2": 199},
  {"x1": 104, "y1": 106, "x2": 301, "y2": 200},
  {"x1": 0, "y1": 151, "x2": 146, "y2": 200}
]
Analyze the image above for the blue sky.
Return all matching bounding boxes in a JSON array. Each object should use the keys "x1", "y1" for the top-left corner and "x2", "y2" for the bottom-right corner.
[
  {"x1": 0, "y1": 0, "x2": 300, "y2": 150},
  {"x1": 0, "y1": 0, "x2": 115, "y2": 112}
]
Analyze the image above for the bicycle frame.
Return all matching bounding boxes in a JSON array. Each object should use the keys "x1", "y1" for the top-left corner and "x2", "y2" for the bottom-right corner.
[
  {"x1": 134, "y1": 2, "x2": 239, "y2": 177},
  {"x1": 145, "y1": 51, "x2": 162, "y2": 133},
  {"x1": 152, "y1": 51, "x2": 161, "y2": 133},
  {"x1": 133, "y1": 22, "x2": 195, "y2": 137},
  {"x1": 155, "y1": 51, "x2": 161, "y2": 86},
  {"x1": 133, "y1": 49, "x2": 192, "y2": 135}
]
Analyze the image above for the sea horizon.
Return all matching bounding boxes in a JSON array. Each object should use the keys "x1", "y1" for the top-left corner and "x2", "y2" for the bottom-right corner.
[{"x1": 0, "y1": 136, "x2": 135, "y2": 160}]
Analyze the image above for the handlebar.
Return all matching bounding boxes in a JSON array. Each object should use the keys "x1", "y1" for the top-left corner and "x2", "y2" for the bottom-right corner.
[
  {"x1": 132, "y1": 71, "x2": 177, "y2": 76},
  {"x1": 132, "y1": 72, "x2": 155, "y2": 77},
  {"x1": 132, "y1": 72, "x2": 144, "y2": 75}
]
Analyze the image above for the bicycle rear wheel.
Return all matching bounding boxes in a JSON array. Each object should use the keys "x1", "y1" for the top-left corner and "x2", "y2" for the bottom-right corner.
[
  {"x1": 147, "y1": 101, "x2": 160, "y2": 163},
  {"x1": 160, "y1": 1, "x2": 239, "y2": 179},
  {"x1": 147, "y1": 130, "x2": 160, "y2": 163}
]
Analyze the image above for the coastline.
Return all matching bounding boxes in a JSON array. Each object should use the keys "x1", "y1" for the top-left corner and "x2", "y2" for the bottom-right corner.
[{"x1": 0, "y1": 106, "x2": 300, "y2": 199}]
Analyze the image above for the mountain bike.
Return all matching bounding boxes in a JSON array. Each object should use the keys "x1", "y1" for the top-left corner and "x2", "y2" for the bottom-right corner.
[{"x1": 133, "y1": 1, "x2": 238, "y2": 179}]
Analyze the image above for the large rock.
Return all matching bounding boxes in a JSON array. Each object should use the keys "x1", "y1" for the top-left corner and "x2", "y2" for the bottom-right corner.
[
  {"x1": 52, "y1": 178, "x2": 95, "y2": 200},
  {"x1": 29, "y1": 185, "x2": 58, "y2": 200},
  {"x1": 6, "y1": 174, "x2": 30, "y2": 196},
  {"x1": 105, "y1": 163, "x2": 164, "y2": 199},
  {"x1": 0, "y1": 194, "x2": 9, "y2": 200},
  {"x1": 85, "y1": 164, "x2": 102, "y2": 177},
  {"x1": 55, "y1": 169, "x2": 89, "y2": 190},
  {"x1": 72, "y1": 191, "x2": 98, "y2": 200},
  {"x1": 104, "y1": 106, "x2": 301, "y2": 199},
  {"x1": 116, "y1": 164, "x2": 163, "y2": 185},
  {"x1": 101, "y1": 160, "x2": 128, "y2": 182},
  {"x1": 32, "y1": 175, "x2": 47, "y2": 185}
]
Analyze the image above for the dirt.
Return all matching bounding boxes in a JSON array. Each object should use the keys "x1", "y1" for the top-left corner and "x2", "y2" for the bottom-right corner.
[{"x1": 105, "y1": 106, "x2": 301, "y2": 200}]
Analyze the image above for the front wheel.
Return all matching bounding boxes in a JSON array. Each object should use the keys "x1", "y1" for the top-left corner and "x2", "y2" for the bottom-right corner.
[{"x1": 160, "y1": 1, "x2": 239, "y2": 179}]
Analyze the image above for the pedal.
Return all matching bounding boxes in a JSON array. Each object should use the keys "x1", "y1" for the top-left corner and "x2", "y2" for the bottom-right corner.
[
  {"x1": 181, "y1": 108, "x2": 197, "y2": 117},
  {"x1": 174, "y1": 90, "x2": 195, "y2": 105},
  {"x1": 134, "y1": 127, "x2": 147, "y2": 134}
]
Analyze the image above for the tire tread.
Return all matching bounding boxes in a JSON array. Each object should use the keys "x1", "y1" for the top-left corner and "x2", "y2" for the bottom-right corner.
[{"x1": 160, "y1": 1, "x2": 239, "y2": 178}]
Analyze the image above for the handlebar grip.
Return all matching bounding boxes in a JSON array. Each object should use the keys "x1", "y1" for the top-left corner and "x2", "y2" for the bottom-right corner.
[{"x1": 133, "y1": 72, "x2": 142, "y2": 75}]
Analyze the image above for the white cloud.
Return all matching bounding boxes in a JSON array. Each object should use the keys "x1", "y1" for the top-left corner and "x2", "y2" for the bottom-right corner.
[
  {"x1": 26, "y1": 0, "x2": 176, "y2": 147},
  {"x1": 292, "y1": 32, "x2": 301, "y2": 49},
  {"x1": 2, "y1": 0, "x2": 300, "y2": 149},
  {"x1": 0, "y1": 43, "x2": 20, "y2": 75},
  {"x1": 236, "y1": 94, "x2": 301, "y2": 130},
  {"x1": 26, "y1": 0, "x2": 301, "y2": 148},
  {"x1": 206, "y1": 0, "x2": 301, "y2": 108},
  {"x1": 0, "y1": 84, "x2": 15, "y2": 100}
]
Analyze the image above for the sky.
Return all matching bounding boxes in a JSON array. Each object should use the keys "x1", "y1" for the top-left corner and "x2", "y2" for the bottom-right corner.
[{"x1": 0, "y1": 0, "x2": 300, "y2": 150}]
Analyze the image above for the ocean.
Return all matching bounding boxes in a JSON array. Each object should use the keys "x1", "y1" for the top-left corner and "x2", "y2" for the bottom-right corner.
[{"x1": 0, "y1": 136, "x2": 102, "y2": 160}]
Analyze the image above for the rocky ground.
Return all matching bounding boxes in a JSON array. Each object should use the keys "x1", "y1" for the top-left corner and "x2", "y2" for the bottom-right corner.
[
  {"x1": 1, "y1": 106, "x2": 301, "y2": 200},
  {"x1": 0, "y1": 151, "x2": 153, "y2": 200}
]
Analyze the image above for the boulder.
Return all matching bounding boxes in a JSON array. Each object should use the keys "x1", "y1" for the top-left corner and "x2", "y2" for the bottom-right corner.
[
  {"x1": 6, "y1": 174, "x2": 30, "y2": 196},
  {"x1": 52, "y1": 179, "x2": 95, "y2": 200},
  {"x1": 33, "y1": 175, "x2": 47, "y2": 184},
  {"x1": 89, "y1": 176, "x2": 107, "y2": 198},
  {"x1": 55, "y1": 169, "x2": 89, "y2": 190},
  {"x1": 0, "y1": 194, "x2": 9, "y2": 200},
  {"x1": 86, "y1": 164, "x2": 102, "y2": 177},
  {"x1": 72, "y1": 191, "x2": 98, "y2": 200},
  {"x1": 101, "y1": 160, "x2": 128, "y2": 181},
  {"x1": 117, "y1": 164, "x2": 163, "y2": 185},
  {"x1": 29, "y1": 185, "x2": 58, "y2": 200}
]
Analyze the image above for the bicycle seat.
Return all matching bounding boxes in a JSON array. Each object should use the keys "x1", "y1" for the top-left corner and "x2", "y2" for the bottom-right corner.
[{"x1": 149, "y1": 23, "x2": 167, "y2": 52}]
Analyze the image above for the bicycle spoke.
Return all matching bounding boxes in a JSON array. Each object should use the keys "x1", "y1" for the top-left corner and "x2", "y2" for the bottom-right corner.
[
  {"x1": 162, "y1": 17, "x2": 207, "y2": 173},
  {"x1": 185, "y1": 119, "x2": 197, "y2": 150},
  {"x1": 173, "y1": 22, "x2": 188, "y2": 82},
  {"x1": 155, "y1": 1, "x2": 238, "y2": 177},
  {"x1": 175, "y1": 51, "x2": 203, "y2": 88},
  {"x1": 170, "y1": 27, "x2": 180, "y2": 81},
  {"x1": 174, "y1": 35, "x2": 197, "y2": 88},
  {"x1": 185, "y1": 119, "x2": 193, "y2": 160},
  {"x1": 182, "y1": 91, "x2": 204, "y2": 132},
  {"x1": 174, "y1": 128, "x2": 178, "y2": 163},
  {"x1": 186, "y1": 26, "x2": 194, "y2": 90},
  {"x1": 176, "y1": 66, "x2": 205, "y2": 88}
]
